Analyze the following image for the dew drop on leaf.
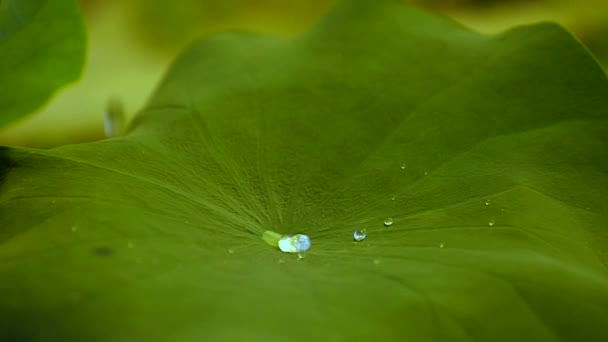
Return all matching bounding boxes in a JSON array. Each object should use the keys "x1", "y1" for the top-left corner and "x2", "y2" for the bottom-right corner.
[
  {"x1": 485, "y1": 200, "x2": 491, "y2": 206},
  {"x1": 104, "y1": 97, "x2": 125, "y2": 138},
  {"x1": 488, "y1": 220, "x2": 495, "y2": 227},
  {"x1": 353, "y1": 229, "x2": 367, "y2": 241},
  {"x1": 439, "y1": 243, "x2": 445, "y2": 248},
  {"x1": 384, "y1": 217, "x2": 393, "y2": 226},
  {"x1": 297, "y1": 253, "x2": 305, "y2": 260},
  {"x1": 278, "y1": 234, "x2": 311, "y2": 253},
  {"x1": 400, "y1": 163, "x2": 406, "y2": 170}
]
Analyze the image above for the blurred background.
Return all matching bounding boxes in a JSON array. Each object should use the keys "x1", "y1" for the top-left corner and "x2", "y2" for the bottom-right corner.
[{"x1": 1, "y1": 0, "x2": 607, "y2": 147}]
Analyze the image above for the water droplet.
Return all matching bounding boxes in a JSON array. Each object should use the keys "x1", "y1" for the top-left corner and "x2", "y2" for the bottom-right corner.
[
  {"x1": 400, "y1": 163, "x2": 406, "y2": 170},
  {"x1": 228, "y1": 248, "x2": 235, "y2": 254},
  {"x1": 439, "y1": 243, "x2": 445, "y2": 248},
  {"x1": 384, "y1": 218, "x2": 393, "y2": 227},
  {"x1": 71, "y1": 225, "x2": 78, "y2": 232},
  {"x1": 391, "y1": 196, "x2": 396, "y2": 201},
  {"x1": 485, "y1": 200, "x2": 491, "y2": 206},
  {"x1": 104, "y1": 97, "x2": 125, "y2": 138},
  {"x1": 488, "y1": 220, "x2": 495, "y2": 227},
  {"x1": 278, "y1": 234, "x2": 311, "y2": 253},
  {"x1": 424, "y1": 171, "x2": 428, "y2": 175},
  {"x1": 353, "y1": 229, "x2": 367, "y2": 242},
  {"x1": 127, "y1": 242, "x2": 134, "y2": 248},
  {"x1": 297, "y1": 253, "x2": 305, "y2": 260},
  {"x1": 373, "y1": 259, "x2": 381, "y2": 265}
]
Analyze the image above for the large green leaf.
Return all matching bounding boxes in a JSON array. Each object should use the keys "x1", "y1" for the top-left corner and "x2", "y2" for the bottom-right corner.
[
  {"x1": 0, "y1": 0, "x2": 86, "y2": 128},
  {"x1": 1, "y1": 1, "x2": 608, "y2": 341}
]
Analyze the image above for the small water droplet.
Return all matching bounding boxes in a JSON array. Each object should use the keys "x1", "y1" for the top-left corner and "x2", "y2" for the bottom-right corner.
[
  {"x1": 439, "y1": 243, "x2": 445, "y2": 248},
  {"x1": 373, "y1": 259, "x2": 381, "y2": 265},
  {"x1": 488, "y1": 220, "x2": 495, "y2": 227},
  {"x1": 384, "y1": 218, "x2": 393, "y2": 227},
  {"x1": 71, "y1": 225, "x2": 78, "y2": 232},
  {"x1": 424, "y1": 171, "x2": 428, "y2": 175},
  {"x1": 104, "y1": 97, "x2": 125, "y2": 138},
  {"x1": 391, "y1": 196, "x2": 396, "y2": 201},
  {"x1": 127, "y1": 242, "x2": 134, "y2": 248},
  {"x1": 297, "y1": 253, "x2": 305, "y2": 260},
  {"x1": 485, "y1": 200, "x2": 491, "y2": 206},
  {"x1": 353, "y1": 229, "x2": 367, "y2": 242},
  {"x1": 278, "y1": 234, "x2": 311, "y2": 253},
  {"x1": 400, "y1": 163, "x2": 406, "y2": 170},
  {"x1": 228, "y1": 248, "x2": 235, "y2": 254}
]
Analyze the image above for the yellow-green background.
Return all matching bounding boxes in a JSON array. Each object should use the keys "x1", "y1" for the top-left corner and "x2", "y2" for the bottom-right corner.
[{"x1": 1, "y1": 0, "x2": 607, "y2": 147}]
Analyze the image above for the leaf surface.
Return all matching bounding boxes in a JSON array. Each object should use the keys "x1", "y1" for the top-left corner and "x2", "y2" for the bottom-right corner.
[{"x1": 1, "y1": 1, "x2": 608, "y2": 341}]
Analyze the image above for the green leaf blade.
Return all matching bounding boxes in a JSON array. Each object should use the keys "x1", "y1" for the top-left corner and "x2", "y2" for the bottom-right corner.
[
  {"x1": 0, "y1": 0, "x2": 86, "y2": 128},
  {"x1": 1, "y1": 2, "x2": 608, "y2": 341}
]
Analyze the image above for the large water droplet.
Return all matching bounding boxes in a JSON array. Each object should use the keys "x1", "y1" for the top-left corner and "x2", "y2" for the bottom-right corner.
[
  {"x1": 384, "y1": 218, "x2": 393, "y2": 227},
  {"x1": 353, "y1": 229, "x2": 367, "y2": 241},
  {"x1": 278, "y1": 234, "x2": 311, "y2": 253}
]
